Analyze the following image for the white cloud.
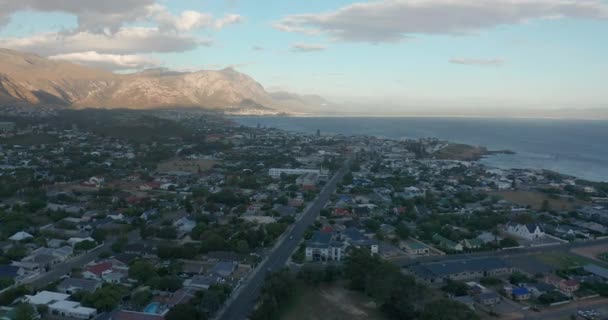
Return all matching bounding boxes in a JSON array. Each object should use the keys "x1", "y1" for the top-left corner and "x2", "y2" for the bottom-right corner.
[
  {"x1": 0, "y1": 0, "x2": 156, "y2": 32},
  {"x1": 1, "y1": 27, "x2": 210, "y2": 56},
  {"x1": 291, "y1": 43, "x2": 326, "y2": 52},
  {"x1": 49, "y1": 51, "x2": 160, "y2": 71},
  {"x1": 214, "y1": 14, "x2": 244, "y2": 29},
  {"x1": 275, "y1": 0, "x2": 608, "y2": 42},
  {"x1": 149, "y1": 5, "x2": 213, "y2": 32},
  {"x1": 449, "y1": 58, "x2": 504, "y2": 66}
]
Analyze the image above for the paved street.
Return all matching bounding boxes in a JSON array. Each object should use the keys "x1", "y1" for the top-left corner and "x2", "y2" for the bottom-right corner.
[
  {"x1": 218, "y1": 156, "x2": 352, "y2": 320},
  {"x1": 23, "y1": 230, "x2": 141, "y2": 289}
]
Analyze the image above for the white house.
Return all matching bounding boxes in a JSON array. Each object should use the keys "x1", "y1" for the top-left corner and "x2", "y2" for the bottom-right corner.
[
  {"x1": 505, "y1": 222, "x2": 545, "y2": 240},
  {"x1": 25, "y1": 291, "x2": 97, "y2": 319}
]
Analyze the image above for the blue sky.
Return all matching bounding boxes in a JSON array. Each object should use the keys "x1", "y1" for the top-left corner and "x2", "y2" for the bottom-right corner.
[{"x1": 1, "y1": 0, "x2": 608, "y2": 111}]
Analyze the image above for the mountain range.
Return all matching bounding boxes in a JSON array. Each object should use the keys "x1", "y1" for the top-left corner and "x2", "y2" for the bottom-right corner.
[{"x1": 0, "y1": 48, "x2": 330, "y2": 114}]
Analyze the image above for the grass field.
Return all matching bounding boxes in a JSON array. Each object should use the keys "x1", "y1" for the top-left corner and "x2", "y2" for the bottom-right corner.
[
  {"x1": 0, "y1": 133, "x2": 58, "y2": 146},
  {"x1": 492, "y1": 190, "x2": 579, "y2": 211},
  {"x1": 281, "y1": 281, "x2": 385, "y2": 320},
  {"x1": 535, "y1": 251, "x2": 598, "y2": 269}
]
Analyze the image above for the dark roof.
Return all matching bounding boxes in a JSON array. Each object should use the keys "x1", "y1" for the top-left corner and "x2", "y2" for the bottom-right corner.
[
  {"x1": 512, "y1": 287, "x2": 530, "y2": 296},
  {"x1": 411, "y1": 257, "x2": 510, "y2": 279},
  {"x1": 0, "y1": 265, "x2": 19, "y2": 278},
  {"x1": 308, "y1": 232, "x2": 332, "y2": 247},
  {"x1": 58, "y1": 278, "x2": 100, "y2": 293}
]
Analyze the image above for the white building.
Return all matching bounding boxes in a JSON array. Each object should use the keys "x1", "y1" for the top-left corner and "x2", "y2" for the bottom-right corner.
[
  {"x1": 505, "y1": 222, "x2": 545, "y2": 240},
  {"x1": 25, "y1": 291, "x2": 97, "y2": 319}
]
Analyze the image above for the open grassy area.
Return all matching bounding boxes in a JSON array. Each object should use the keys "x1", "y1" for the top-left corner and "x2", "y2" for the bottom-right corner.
[
  {"x1": 0, "y1": 133, "x2": 59, "y2": 146},
  {"x1": 281, "y1": 281, "x2": 385, "y2": 320},
  {"x1": 492, "y1": 190, "x2": 579, "y2": 211},
  {"x1": 535, "y1": 251, "x2": 598, "y2": 269}
]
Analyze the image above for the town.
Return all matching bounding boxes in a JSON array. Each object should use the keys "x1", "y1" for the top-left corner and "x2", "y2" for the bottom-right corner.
[{"x1": 0, "y1": 107, "x2": 608, "y2": 320}]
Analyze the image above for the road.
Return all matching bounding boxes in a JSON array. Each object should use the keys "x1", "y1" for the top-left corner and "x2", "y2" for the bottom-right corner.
[
  {"x1": 23, "y1": 230, "x2": 140, "y2": 289},
  {"x1": 217, "y1": 156, "x2": 352, "y2": 320},
  {"x1": 524, "y1": 297, "x2": 608, "y2": 320}
]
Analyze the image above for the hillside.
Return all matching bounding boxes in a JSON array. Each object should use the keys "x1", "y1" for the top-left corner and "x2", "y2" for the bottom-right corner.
[{"x1": 0, "y1": 48, "x2": 324, "y2": 113}]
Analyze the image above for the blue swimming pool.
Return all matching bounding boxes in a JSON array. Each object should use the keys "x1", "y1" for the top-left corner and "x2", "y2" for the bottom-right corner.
[{"x1": 144, "y1": 302, "x2": 160, "y2": 314}]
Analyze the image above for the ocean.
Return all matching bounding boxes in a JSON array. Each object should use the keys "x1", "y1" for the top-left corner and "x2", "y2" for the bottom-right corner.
[{"x1": 234, "y1": 116, "x2": 608, "y2": 182}]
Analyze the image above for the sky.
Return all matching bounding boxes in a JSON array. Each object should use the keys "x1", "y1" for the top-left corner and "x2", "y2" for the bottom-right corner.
[{"x1": 1, "y1": 0, "x2": 608, "y2": 113}]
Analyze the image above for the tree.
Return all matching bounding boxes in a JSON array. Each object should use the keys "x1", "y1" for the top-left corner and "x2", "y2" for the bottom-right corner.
[
  {"x1": 166, "y1": 303, "x2": 205, "y2": 320},
  {"x1": 74, "y1": 240, "x2": 97, "y2": 251},
  {"x1": 420, "y1": 299, "x2": 479, "y2": 320},
  {"x1": 131, "y1": 290, "x2": 152, "y2": 309},
  {"x1": 441, "y1": 280, "x2": 469, "y2": 297},
  {"x1": 129, "y1": 260, "x2": 158, "y2": 283},
  {"x1": 15, "y1": 303, "x2": 37, "y2": 320}
]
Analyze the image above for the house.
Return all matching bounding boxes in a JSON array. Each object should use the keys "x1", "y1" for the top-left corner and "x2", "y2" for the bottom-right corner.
[
  {"x1": 140, "y1": 209, "x2": 159, "y2": 221},
  {"x1": 477, "y1": 291, "x2": 501, "y2": 306},
  {"x1": 210, "y1": 261, "x2": 237, "y2": 278},
  {"x1": 8, "y1": 231, "x2": 33, "y2": 241},
  {"x1": 0, "y1": 265, "x2": 24, "y2": 280},
  {"x1": 402, "y1": 241, "x2": 430, "y2": 255},
  {"x1": 25, "y1": 291, "x2": 97, "y2": 319},
  {"x1": 173, "y1": 217, "x2": 196, "y2": 234},
  {"x1": 305, "y1": 232, "x2": 343, "y2": 262},
  {"x1": 432, "y1": 233, "x2": 463, "y2": 252},
  {"x1": 511, "y1": 287, "x2": 531, "y2": 301},
  {"x1": 82, "y1": 259, "x2": 128, "y2": 282},
  {"x1": 183, "y1": 274, "x2": 222, "y2": 290},
  {"x1": 560, "y1": 279, "x2": 580, "y2": 295},
  {"x1": 505, "y1": 222, "x2": 545, "y2": 240},
  {"x1": 584, "y1": 264, "x2": 608, "y2": 281},
  {"x1": 57, "y1": 278, "x2": 101, "y2": 294},
  {"x1": 462, "y1": 238, "x2": 484, "y2": 249},
  {"x1": 527, "y1": 282, "x2": 556, "y2": 298}
]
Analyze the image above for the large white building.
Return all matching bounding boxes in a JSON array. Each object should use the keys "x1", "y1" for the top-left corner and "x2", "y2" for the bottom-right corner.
[
  {"x1": 25, "y1": 291, "x2": 97, "y2": 319},
  {"x1": 268, "y1": 168, "x2": 322, "y2": 179},
  {"x1": 505, "y1": 222, "x2": 545, "y2": 240}
]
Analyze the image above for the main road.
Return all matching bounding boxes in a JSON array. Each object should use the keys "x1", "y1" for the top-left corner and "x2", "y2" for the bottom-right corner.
[{"x1": 218, "y1": 155, "x2": 353, "y2": 320}]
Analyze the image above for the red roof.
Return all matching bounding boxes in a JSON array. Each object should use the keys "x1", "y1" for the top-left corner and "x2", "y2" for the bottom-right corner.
[
  {"x1": 85, "y1": 261, "x2": 113, "y2": 276},
  {"x1": 113, "y1": 311, "x2": 164, "y2": 320},
  {"x1": 334, "y1": 208, "x2": 350, "y2": 216},
  {"x1": 321, "y1": 226, "x2": 334, "y2": 233}
]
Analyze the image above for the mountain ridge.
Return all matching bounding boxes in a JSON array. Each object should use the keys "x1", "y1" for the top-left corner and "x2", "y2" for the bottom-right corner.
[{"x1": 0, "y1": 48, "x2": 328, "y2": 113}]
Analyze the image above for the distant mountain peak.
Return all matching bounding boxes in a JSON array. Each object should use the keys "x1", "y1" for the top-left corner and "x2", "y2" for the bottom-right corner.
[{"x1": 0, "y1": 48, "x2": 329, "y2": 114}]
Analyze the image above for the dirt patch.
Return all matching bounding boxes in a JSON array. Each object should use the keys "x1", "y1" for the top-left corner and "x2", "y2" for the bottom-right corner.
[
  {"x1": 572, "y1": 245, "x2": 608, "y2": 265},
  {"x1": 282, "y1": 282, "x2": 385, "y2": 320},
  {"x1": 491, "y1": 190, "x2": 580, "y2": 211}
]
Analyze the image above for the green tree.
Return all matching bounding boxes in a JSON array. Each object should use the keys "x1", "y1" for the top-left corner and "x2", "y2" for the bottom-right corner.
[
  {"x1": 15, "y1": 303, "x2": 37, "y2": 320},
  {"x1": 166, "y1": 303, "x2": 206, "y2": 320},
  {"x1": 129, "y1": 260, "x2": 158, "y2": 283}
]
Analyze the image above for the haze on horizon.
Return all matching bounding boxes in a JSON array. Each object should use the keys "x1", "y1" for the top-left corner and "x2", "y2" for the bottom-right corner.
[{"x1": 1, "y1": 0, "x2": 608, "y2": 117}]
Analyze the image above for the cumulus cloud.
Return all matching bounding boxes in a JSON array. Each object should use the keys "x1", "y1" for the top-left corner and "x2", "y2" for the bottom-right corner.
[
  {"x1": 0, "y1": 0, "x2": 156, "y2": 32},
  {"x1": 49, "y1": 51, "x2": 160, "y2": 71},
  {"x1": 214, "y1": 14, "x2": 244, "y2": 29},
  {"x1": 1, "y1": 28, "x2": 209, "y2": 56},
  {"x1": 449, "y1": 58, "x2": 505, "y2": 67},
  {"x1": 0, "y1": 1, "x2": 243, "y2": 71},
  {"x1": 291, "y1": 43, "x2": 327, "y2": 52},
  {"x1": 275, "y1": 0, "x2": 608, "y2": 42}
]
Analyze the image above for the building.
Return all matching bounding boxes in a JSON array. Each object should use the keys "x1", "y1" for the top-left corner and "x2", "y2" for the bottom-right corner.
[
  {"x1": 409, "y1": 257, "x2": 512, "y2": 284},
  {"x1": 477, "y1": 292, "x2": 501, "y2": 306},
  {"x1": 57, "y1": 278, "x2": 101, "y2": 294},
  {"x1": 296, "y1": 172, "x2": 319, "y2": 189},
  {"x1": 432, "y1": 233, "x2": 463, "y2": 252},
  {"x1": 403, "y1": 241, "x2": 430, "y2": 255},
  {"x1": 504, "y1": 222, "x2": 545, "y2": 240},
  {"x1": 268, "y1": 168, "x2": 321, "y2": 179},
  {"x1": 305, "y1": 232, "x2": 343, "y2": 262},
  {"x1": 584, "y1": 264, "x2": 608, "y2": 281},
  {"x1": 25, "y1": 291, "x2": 97, "y2": 319},
  {"x1": 511, "y1": 287, "x2": 531, "y2": 301}
]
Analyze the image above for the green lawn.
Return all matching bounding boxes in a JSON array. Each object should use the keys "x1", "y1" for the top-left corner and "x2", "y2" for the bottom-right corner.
[
  {"x1": 535, "y1": 252, "x2": 597, "y2": 269},
  {"x1": 281, "y1": 281, "x2": 386, "y2": 320}
]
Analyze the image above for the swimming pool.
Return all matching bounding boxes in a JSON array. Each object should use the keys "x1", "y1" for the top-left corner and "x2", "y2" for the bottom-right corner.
[{"x1": 144, "y1": 302, "x2": 160, "y2": 314}]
